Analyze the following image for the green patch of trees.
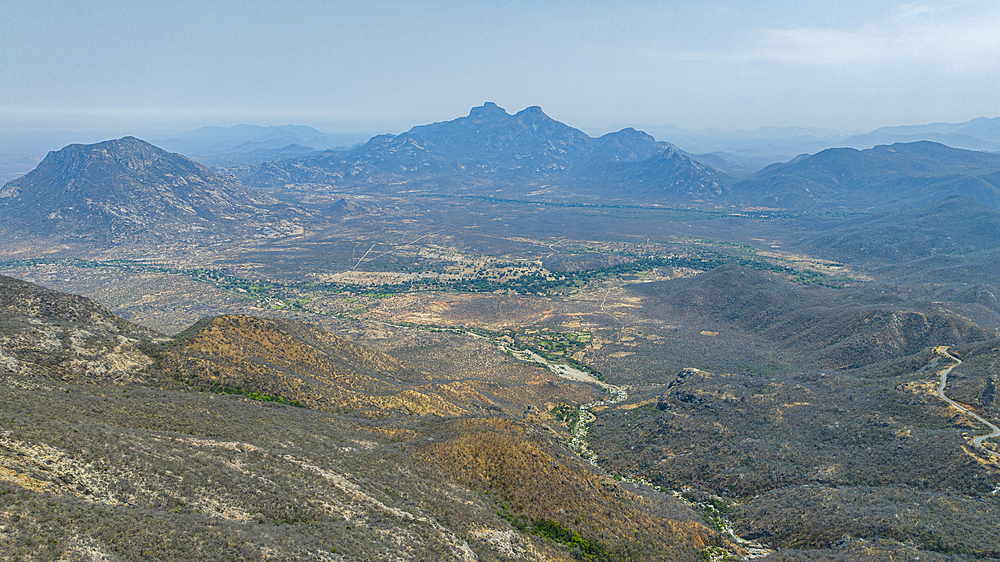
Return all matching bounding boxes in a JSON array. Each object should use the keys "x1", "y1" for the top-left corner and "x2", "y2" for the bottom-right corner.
[{"x1": 495, "y1": 504, "x2": 614, "y2": 562}]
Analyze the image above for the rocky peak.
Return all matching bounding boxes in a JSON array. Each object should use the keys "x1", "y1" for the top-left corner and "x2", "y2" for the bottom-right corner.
[{"x1": 468, "y1": 101, "x2": 510, "y2": 120}]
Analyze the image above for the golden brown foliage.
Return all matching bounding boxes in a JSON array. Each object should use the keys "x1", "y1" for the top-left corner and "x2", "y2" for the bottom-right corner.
[
  {"x1": 418, "y1": 417, "x2": 717, "y2": 558},
  {"x1": 164, "y1": 315, "x2": 506, "y2": 416}
]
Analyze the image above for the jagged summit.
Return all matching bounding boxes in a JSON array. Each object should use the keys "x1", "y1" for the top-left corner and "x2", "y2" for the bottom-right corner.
[
  {"x1": 514, "y1": 105, "x2": 545, "y2": 117},
  {"x1": 407, "y1": 102, "x2": 594, "y2": 170},
  {"x1": 467, "y1": 101, "x2": 509, "y2": 119}
]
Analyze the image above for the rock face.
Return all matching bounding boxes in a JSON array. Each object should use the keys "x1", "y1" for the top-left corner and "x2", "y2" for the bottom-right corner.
[{"x1": 0, "y1": 136, "x2": 278, "y2": 242}]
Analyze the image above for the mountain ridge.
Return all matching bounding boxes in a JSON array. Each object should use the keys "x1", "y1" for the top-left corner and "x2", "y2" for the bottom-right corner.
[
  {"x1": 244, "y1": 103, "x2": 732, "y2": 204},
  {"x1": 733, "y1": 141, "x2": 1000, "y2": 210},
  {"x1": 844, "y1": 116, "x2": 1000, "y2": 151}
]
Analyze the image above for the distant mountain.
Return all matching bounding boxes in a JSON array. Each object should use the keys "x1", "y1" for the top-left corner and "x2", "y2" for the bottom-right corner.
[
  {"x1": 732, "y1": 141, "x2": 1000, "y2": 211},
  {"x1": 156, "y1": 124, "x2": 367, "y2": 156},
  {"x1": 844, "y1": 117, "x2": 1000, "y2": 152},
  {"x1": 407, "y1": 102, "x2": 601, "y2": 173},
  {"x1": 603, "y1": 145, "x2": 731, "y2": 201},
  {"x1": 0, "y1": 136, "x2": 288, "y2": 242},
  {"x1": 576, "y1": 128, "x2": 671, "y2": 174},
  {"x1": 247, "y1": 102, "x2": 729, "y2": 204},
  {"x1": 194, "y1": 143, "x2": 321, "y2": 168},
  {"x1": 249, "y1": 133, "x2": 461, "y2": 189},
  {"x1": 639, "y1": 124, "x2": 847, "y2": 168}
]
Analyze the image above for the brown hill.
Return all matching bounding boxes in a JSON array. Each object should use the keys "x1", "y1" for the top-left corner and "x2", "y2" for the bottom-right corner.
[
  {"x1": 419, "y1": 417, "x2": 721, "y2": 560},
  {"x1": 631, "y1": 265, "x2": 994, "y2": 368},
  {"x1": 164, "y1": 314, "x2": 510, "y2": 417},
  {"x1": 0, "y1": 275, "x2": 719, "y2": 561}
]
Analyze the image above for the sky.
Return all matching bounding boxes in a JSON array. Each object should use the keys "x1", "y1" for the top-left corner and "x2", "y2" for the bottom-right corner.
[{"x1": 1, "y1": 0, "x2": 999, "y2": 138}]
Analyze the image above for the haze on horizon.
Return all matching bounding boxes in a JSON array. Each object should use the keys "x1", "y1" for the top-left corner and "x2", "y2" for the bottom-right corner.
[{"x1": 2, "y1": 0, "x2": 999, "y2": 139}]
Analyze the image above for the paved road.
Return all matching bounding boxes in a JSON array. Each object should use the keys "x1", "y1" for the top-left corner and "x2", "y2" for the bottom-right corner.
[{"x1": 935, "y1": 347, "x2": 1000, "y2": 459}]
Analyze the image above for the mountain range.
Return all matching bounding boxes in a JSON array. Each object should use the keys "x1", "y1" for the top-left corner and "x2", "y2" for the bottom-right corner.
[
  {"x1": 155, "y1": 124, "x2": 367, "y2": 158},
  {"x1": 245, "y1": 103, "x2": 731, "y2": 203},
  {"x1": 5, "y1": 103, "x2": 1000, "y2": 561},
  {"x1": 238, "y1": 105, "x2": 1000, "y2": 211},
  {"x1": 635, "y1": 116, "x2": 1000, "y2": 165},
  {"x1": 842, "y1": 116, "x2": 1000, "y2": 152},
  {"x1": 5, "y1": 107, "x2": 1000, "y2": 247}
]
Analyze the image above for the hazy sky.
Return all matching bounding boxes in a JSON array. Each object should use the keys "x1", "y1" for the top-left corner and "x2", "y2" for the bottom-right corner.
[{"x1": 2, "y1": 0, "x2": 998, "y2": 136}]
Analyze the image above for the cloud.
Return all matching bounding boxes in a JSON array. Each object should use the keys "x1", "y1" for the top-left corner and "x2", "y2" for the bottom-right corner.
[
  {"x1": 890, "y1": 3, "x2": 939, "y2": 21},
  {"x1": 645, "y1": 4, "x2": 1000, "y2": 69}
]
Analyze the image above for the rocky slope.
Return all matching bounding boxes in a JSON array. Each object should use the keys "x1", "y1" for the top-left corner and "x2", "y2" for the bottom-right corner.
[
  {"x1": 0, "y1": 275, "x2": 164, "y2": 383},
  {"x1": 0, "y1": 137, "x2": 299, "y2": 243},
  {"x1": 0, "y1": 276, "x2": 720, "y2": 561},
  {"x1": 164, "y1": 314, "x2": 556, "y2": 418}
]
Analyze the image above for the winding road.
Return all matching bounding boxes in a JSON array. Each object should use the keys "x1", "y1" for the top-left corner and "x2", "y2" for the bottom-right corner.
[{"x1": 934, "y1": 347, "x2": 1000, "y2": 459}]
